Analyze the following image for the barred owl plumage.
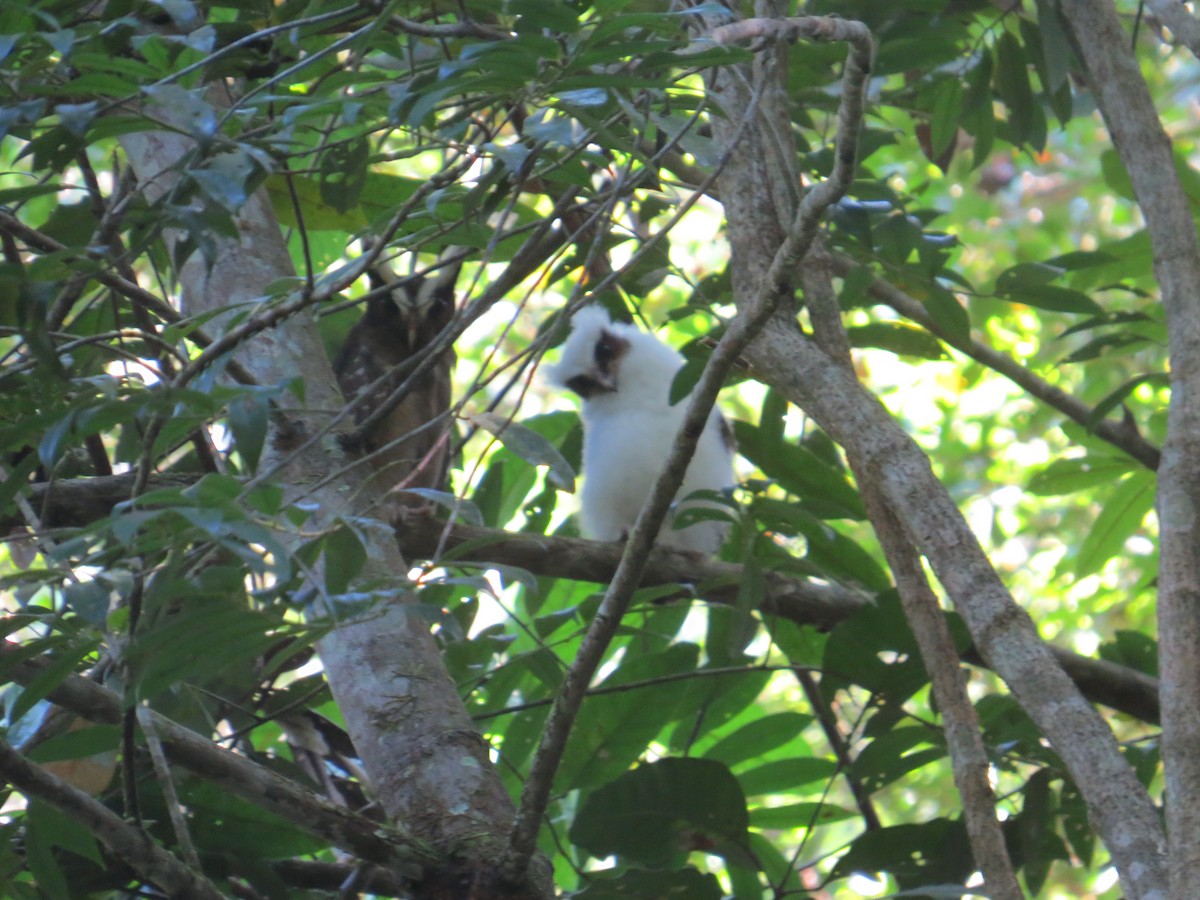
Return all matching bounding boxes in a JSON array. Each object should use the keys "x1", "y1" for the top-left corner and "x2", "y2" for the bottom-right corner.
[{"x1": 333, "y1": 258, "x2": 461, "y2": 509}]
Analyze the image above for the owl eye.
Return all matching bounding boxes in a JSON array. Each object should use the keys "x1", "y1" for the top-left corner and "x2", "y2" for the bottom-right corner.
[{"x1": 594, "y1": 333, "x2": 618, "y2": 366}]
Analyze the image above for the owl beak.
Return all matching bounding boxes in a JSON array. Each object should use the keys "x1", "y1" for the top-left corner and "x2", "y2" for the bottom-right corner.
[{"x1": 593, "y1": 371, "x2": 618, "y2": 392}]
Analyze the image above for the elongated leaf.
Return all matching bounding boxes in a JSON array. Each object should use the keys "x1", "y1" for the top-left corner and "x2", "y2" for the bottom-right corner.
[
  {"x1": 847, "y1": 322, "x2": 946, "y2": 359},
  {"x1": 570, "y1": 758, "x2": 751, "y2": 867},
  {"x1": 734, "y1": 421, "x2": 864, "y2": 520},
  {"x1": 1027, "y1": 456, "x2": 1137, "y2": 496},
  {"x1": 1073, "y1": 470, "x2": 1155, "y2": 578},
  {"x1": 703, "y1": 711, "x2": 811, "y2": 768},
  {"x1": 470, "y1": 412, "x2": 576, "y2": 492}
]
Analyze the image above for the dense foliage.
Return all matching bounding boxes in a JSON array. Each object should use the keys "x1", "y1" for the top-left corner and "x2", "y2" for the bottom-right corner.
[{"x1": 0, "y1": 0, "x2": 1183, "y2": 897}]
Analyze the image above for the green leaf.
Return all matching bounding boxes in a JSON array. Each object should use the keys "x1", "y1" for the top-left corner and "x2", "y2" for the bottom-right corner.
[
  {"x1": 1085, "y1": 373, "x2": 1168, "y2": 428},
  {"x1": 832, "y1": 820, "x2": 975, "y2": 889},
  {"x1": 226, "y1": 390, "x2": 270, "y2": 474},
  {"x1": 26, "y1": 725, "x2": 120, "y2": 764},
  {"x1": 823, "y1": 592, "x2": 929, "y2": 705},
  {"x1": 1027, "y1": 456, "x2": 1137, "y2": 496},
  {"x1": 560, "y1": 644, "x2": 699, "y2": 789},
  {"x1": 852, "y1": 726, "x2": 946, "y2": 792},
  {"x1": 570, "y1": 758, "x2": 751, "y2": 867},
  {"x1": 575, "y1": 868, "x2": 723, "y2": 900},
  {"x1": 1098, "y1": 629, "x2": 1158, "y2": 677},
  {"x1": 668, "y1": 355, "x2": 706, "y2": 406},
  {"x1": 922, "y1": 283, "x2": 971, "y2": 342},
  {"x1": 737, "y1": 757, "x2": 837, "y2": 796},
  {"x1": 1014, "y1": 769, "x2": 1069, "y2": 894},
  {"x1": 749, "y1": 801, "x2": 853, "y2": 829},
  {"x1": 928, "y1": 76, "x2": 963, "y2": 160},
  {"x1": 733, "y1": 420, "x2": 865, "y2": 519},
  {"x1": 1073, "y1": 470, "x2": 1156, "y2": 578},
  {"x1": 400, "y1": 488, "x2": 485, "y2": 525},
  {"x1": 189, "y1": 150, "x2": 261, "y2": 214},
  {"x1": 994, "y1": 31, "x2": 1037, "y2": 147},
  {"x1": 324, "y1": 522, "x2": 368, "y2": 595},
  {"x1": 1005, "y1": 284, "x2": 1102, "y2": 315},
  {"x1": 318, "y1": 136, "x2": 369, "y2": 213},
  {"x1": 995, "y1": 261, "x2": 1064, "y2": 291},
  {"x1": 703, "y1": 711, "x2": 811, "y2": 768},
  {"x1": 1035, "y1": 0, "x2": 1072, "y2": 93},
  {"x1": 847, "y1": 322, "x2": 946, "y2": 359},
  {"x1": 175, "y1": 779, "x2": 327, "y2": 859},
  {"x1": 27, "y1": 798, "x2": 103, "y2": 876},
  {"x1": 667, "y1": 669, "x2": 772, "y2": 756},
  {"x1": 470, "y1": 412, "x2": 576, "y2": 492},
  {"x1": 1100, "y1": 148, "x2": 1135, "y2": 200},
  {"x1": 10, "y1": 638, "x2": 100, "y2": 724}
]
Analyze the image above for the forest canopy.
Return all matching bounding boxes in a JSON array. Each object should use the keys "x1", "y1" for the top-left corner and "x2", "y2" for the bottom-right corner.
[{"x1": 0, "y1": 0, "x2": 1191, "y2": 898}]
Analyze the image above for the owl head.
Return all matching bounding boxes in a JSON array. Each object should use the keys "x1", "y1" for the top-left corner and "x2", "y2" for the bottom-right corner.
[
  {"x1": 547, "y1": 306, "x2": 686, "y2": 408},
  {"x1": 363, "y1": 257, "x2": 461, "y2": 353}
]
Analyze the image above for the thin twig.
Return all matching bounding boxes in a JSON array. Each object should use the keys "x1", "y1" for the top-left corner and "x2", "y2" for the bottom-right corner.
[
  {"x1": 0, "y1": 646, "x2": 430, "y2": 877},
  {"x1": 829, "y1": 253, "x2": 1162, "y2": 470},
  {"x1": 137, "y1": 704, "x2": 202, "y2": 871},
  {"x1": 0, "y1": 735, "x2": 224, "y2": 899}
]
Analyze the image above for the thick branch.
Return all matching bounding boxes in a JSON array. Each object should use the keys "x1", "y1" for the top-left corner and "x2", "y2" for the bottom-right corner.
[
  {"x1": 747, "y1": 320, "x2": 1168, "y2": 898},
  {"x1": 116, "y1": 84, "x2": 552, "y2": 897},
  {"x1": 1060, "y1": 2, "x2": 1200, "y2": 895},
  {"x1": 707, "y1": 7, "x2": 1167, "y2": 897},
  {"x1": 0, "y1": 645, "x2": 429, "y2": 877},
  {"x1": 0, "y1": 736, "x2": 224, "y2": 899},
  {"x1": 5, "y1": 473, "x2": 1164, "y2": 724},
  {"x1": 1143, "y1": 0, "x2": 1200, "y2": 56},
  {"x1": 806, "y1": 250, "x2": 1019, "y2": 897},
  {"x1": 502, "y1": 15, "x2": 872, "y2": 881}
]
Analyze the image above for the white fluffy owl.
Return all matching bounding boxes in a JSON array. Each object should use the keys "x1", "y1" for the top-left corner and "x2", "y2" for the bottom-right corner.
[{"x1": 547, "y1": 306, "x2": 735, "y2": 555}]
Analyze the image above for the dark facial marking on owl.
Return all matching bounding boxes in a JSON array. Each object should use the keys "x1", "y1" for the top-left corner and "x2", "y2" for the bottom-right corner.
[
  {"x1": 562, "y1": 329, "x2": 629, "y2": 398},
  {"x1": 593, "y1": 331, "x2": 628, "y2": 381},
  {"x1": 565, "y1": 373, "x2": 609, "y2": 398}
]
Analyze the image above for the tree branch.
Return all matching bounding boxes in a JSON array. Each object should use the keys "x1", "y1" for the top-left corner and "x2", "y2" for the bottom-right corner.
[
  {"x1": 0, "y1": 735, "x2": 225, "y2": 899},
  {"x1": 1060, "y1": 2, "x2": 1200, "y2": 893},
  {"x1": 805, "y1": 248, "x2": 1019, "y2": 897},
  {"x1": 1143, "y1": 0, "x2": 1200, "y2": 56},
  {"x1": 706, "y1": 5, "x2": 1168, "y2": 897},
  {"x1": 0, "y1": 644, "x2": 430, "y2": 878},
  {"x1": 5, "y1": 473, "x2": 1164, "y2": 725},
  {"x1": 116, "y1": 82, "x2": 553, "y2": 897},
  {"x1": 829, "y1": 253, "x2": 1162, "y2": 470},
  {"x1": 502, "y1": 14, "x2": 874, "y2": 882}
]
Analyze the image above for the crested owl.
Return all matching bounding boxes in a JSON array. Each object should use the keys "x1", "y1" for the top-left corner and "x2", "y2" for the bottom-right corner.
[
  {"x1": 333, "y1": 257, "x2": 461, "y2": 506},
  {"x1": 547, "y1": 306, "x2": 735, "y2": 555}
]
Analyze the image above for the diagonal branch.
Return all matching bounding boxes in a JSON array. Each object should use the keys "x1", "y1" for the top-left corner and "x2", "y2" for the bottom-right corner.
[
  {"x1": 1143, "y1": 0, "x2": 1200, "y2": 56},
  {"x1": 502, "y1": 13, "x2": 874, "y2": 883},
  {"x1": 0, "y1": 735, "x2": 224, "y2": 899},
  {"x1": 804, "y1": 250, "x2": 1020, "y2": 897},
  {"x1": 115, "y1": 82, "x2": 553, "y2": 897},
  {"x1": 707, "y1": 6, "x2": 1168, "y2": 898},
  {"x1": 0, "y1": 645, "x2": 430, "y2": 877},
  {"x1": 829, "y1": 253, "x2": 1161, "y2": 470}
]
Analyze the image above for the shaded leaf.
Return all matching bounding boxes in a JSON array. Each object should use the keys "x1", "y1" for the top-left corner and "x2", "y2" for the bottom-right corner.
[
  {"x1": 471, "y1": 412, "x2": 576, "y2": 492},
  {"x1": 570, "y1": 758, "x2": 751, "y2": 867},
  {"x1": 1073, "y1": 470, "x2": 1155, "y2": 578}
]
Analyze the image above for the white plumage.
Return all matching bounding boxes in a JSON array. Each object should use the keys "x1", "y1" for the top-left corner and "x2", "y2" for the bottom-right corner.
[{"x1": 546, "y1": 306, "x2": 735, "y2": 555}]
